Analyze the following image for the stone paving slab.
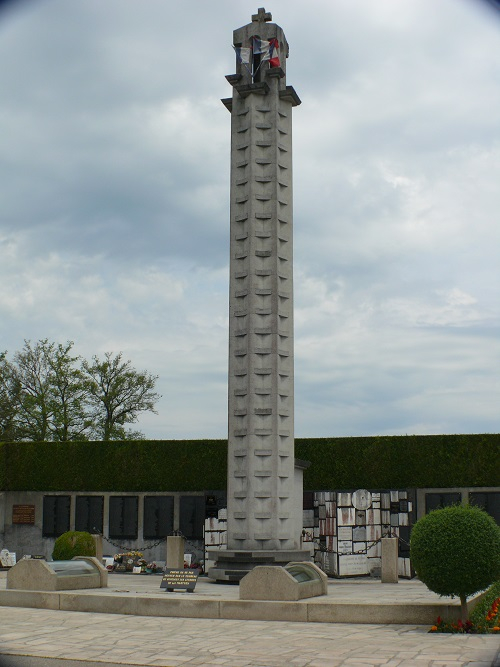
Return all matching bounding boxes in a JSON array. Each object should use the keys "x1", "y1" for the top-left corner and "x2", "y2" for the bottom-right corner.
[
  {"x1": 0, "y1": 573, "x2": 498, "y2": 666},
  {"x1": 0, "y1": 605, "x2": 499, "y2": 667}
]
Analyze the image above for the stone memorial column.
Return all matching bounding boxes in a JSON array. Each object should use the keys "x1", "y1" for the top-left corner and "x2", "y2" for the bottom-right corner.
[{"x1": 209, "y1": 8, "x2": 309, "y2": 582}]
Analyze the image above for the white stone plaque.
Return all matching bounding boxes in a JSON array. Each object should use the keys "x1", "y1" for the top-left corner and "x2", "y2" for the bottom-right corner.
[
  {"x1": 323, "y1": 518, "x2": 335, "y2": 535},
  {"x1": 398, "y1": 557, "x2": 411, "y2": 578},
  {"x1": 337, "y1": 492, "x2": 352, "y2": 506},
  {"x1": 366, "y1": 509, "x2": 381, "y2": 525},
  {"x1": 338, "y1": 554, "x2": 369, "y2": 576},
  {"x1": 337, "y1": 507, "x2": 356, "y2": 526},
  {"x1": 337, "y1": 540, "x2": 352, "y2": 554},
  {"x1": 325, "y1": 501, "x2": 336, "y2": 518},
  {"x1": 352, "y1": 489, "x2": 372, "y2": 510},
  {"x1": 0, "y1": 550, "x2": 16, "y2": 567},
  {"x1": 338, "y1": 526, "x2": 352, "y2": 541},
  {"x1": 366, "y1": 524, "x2": 382, "y2": 542},
  {"x1": 353, "y1": 541, "x2": 367, "y2": 554}
]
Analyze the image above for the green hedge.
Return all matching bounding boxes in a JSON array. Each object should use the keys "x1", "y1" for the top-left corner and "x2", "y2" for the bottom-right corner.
[
  {"x1": 296, "y1": 434, "x2": 500, "y2": 490},
  {"x1": 0, "y1": 434, "x2": 498, "y2": 492},
  {"x1": 0, "y1": 440, "x2": 227, "y2": 492}
]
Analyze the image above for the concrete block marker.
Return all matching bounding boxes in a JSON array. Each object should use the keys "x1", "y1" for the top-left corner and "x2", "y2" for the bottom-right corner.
[
  {"x1": 240, "y1": 562, "x2": 327, "y2": 600},
  {"x1": 381, "y1": 537, "x2": 399, "y2": 583},
  {"x1": 7, "y1": 557, "x2": 107, "y2": 591}
]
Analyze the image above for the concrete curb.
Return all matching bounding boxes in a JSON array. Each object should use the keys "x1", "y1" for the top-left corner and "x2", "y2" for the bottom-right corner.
[{"x1": 0, "y1": 588, "x2": 471, "y2": 624}]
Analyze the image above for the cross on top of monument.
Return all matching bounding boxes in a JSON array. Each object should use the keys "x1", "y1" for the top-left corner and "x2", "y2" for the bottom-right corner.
[{"x1": 252, "y1": 7, "x2": 272, "y2": 23}]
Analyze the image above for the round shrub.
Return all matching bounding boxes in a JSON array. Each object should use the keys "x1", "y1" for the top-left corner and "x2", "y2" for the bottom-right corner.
[
  {"x1": 410, "y1": 504, "x2": 500, "y2": 616},
  {"x1": 52, "y1": 531, "x2": 96, "y2": 560}
]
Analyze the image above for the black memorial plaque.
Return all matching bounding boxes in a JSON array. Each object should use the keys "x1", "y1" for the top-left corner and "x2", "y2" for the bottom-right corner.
[
  {"x1": 161, "y1": 568, "x2": 199, "y2": 592},
  {"x1": 390, "y1": 501, "x2": 400, "y2": 514}
]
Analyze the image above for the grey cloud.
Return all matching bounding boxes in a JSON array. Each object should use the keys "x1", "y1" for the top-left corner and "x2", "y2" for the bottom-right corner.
[{"x1": 0, "y1": 0, "x2": 498, "y2": 438}]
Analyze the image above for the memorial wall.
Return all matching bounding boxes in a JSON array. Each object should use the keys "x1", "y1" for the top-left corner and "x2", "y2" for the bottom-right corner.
[{"x1": 1, "y1": 486, "x2": 498, "y2": 576}]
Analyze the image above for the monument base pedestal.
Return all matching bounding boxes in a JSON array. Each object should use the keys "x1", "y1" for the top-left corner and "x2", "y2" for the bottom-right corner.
[{"x1": 207, "y1": 549, "x2": 312, "y2": 583}]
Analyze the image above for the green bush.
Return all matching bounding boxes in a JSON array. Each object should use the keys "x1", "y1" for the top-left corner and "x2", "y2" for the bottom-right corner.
[
  {"x1": 410, "y1": 505, "x2": 500, "y2": 619},
  {"x1": 52, "y1": 531, "x2": 96, "y2": 560}
]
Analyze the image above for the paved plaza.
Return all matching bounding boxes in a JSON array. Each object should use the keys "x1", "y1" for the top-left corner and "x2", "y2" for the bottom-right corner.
[
  {"x1": 0, "y1": 604, "x2": 499, "y2": 667},
  {"x1": 0, "y1": 573, "x2": 499, "y2": 667}
]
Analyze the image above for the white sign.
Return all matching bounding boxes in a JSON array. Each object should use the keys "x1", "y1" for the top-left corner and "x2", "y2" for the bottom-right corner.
[
  {"x1": 337, "y1": 540, "x2": 352, "y2": 554},
  {"x1": 337, "y1": 526, "x2": 352, "y2": 541},
  {"x1": 338, "y1": 554, "x2": 369, "y2": 576},
  {"x1": 337, "y1": 507, "x2": 356, "y2": 526},
  {"x1": 0, "y1": 550, "x2": 16, "y2": 567}
]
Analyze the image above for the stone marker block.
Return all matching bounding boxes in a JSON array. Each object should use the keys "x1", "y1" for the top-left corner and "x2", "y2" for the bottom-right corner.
[
  {"x1": 7, "y1": 557, "x2": 107, "y2": 591},
  {"x1": 239, "y1": 562, "x2": 327, "y2": 601},
  {"x1": 166, "y1": 536, "x2": 185, "y2": 569},
  {"x1": 381, "y1": 537, "x2": 398, "y2": 583},
  {"x1": 92, "y1": 535, "x2": 103, "y2": 562}
]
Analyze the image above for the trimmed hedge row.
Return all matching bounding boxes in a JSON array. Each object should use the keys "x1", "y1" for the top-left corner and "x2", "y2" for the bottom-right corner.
[
  {"x1": 297, "y1": 433, "x2": 500, "y2": 490},
  {"x1": 0, "y1": 440, "x2": 227, "y2": 492},
  {"x1": 0, "y1": 433, "x2": 498, "y2": 492}
]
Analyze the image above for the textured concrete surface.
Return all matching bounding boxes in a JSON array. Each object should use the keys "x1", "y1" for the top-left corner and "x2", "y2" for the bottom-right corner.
[
  {"x1": 0, "y1": 572, "x2": 499, "y2": 666},
  {"x1": 0, "y1": 604, "x2": 499, "y2": 667}
]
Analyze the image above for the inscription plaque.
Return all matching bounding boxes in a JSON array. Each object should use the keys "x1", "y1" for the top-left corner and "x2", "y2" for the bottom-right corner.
[
  {"x1": 353, "y1": 526, "x2": 366, "y2": 542},
  {"x1": 338, "y1": 554, "x2": 369, "y2": 576},
  {"x1": 12, "y1": 505, "x2": 35, "y2": 525},
  {"x1": 337, "y1": 526, "x2": 352, "y2": 541},
  {"x1": 337, "y1": 540, "x2": 352, "y2": 554},
  {"x1": 161, "y1": 568, "x2": 199, "y2": 592}
]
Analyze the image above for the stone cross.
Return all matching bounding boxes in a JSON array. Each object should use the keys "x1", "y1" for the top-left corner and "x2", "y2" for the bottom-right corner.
[{"x1": 252, "y1": 7, "x2": 272, "y2": 23}]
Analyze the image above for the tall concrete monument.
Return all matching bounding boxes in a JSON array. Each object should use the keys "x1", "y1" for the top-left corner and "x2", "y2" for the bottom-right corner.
[{"x1": 209, "y1": 8, "x2": 309, "y2": 581}]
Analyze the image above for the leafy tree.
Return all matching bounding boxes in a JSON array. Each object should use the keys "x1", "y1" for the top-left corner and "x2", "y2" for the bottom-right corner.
[
  {"x1": 12, "y1": 339, "x2": 54, "y2": 441},
  {"x1": 1, "y1": 340, "x2": 160, "y2": 442},
  {"x1": 410, "y1": 504, "x2": 500, "y2": 620},
  {"x1": 81, "y1": 352, "x2": 160, "y2": 441},
  {"x1": 0, "y1": 351, "x2": 21, "y2": 441},
  {"x1": 46, "y1": 341, "x2": 92, "y2": 441}
]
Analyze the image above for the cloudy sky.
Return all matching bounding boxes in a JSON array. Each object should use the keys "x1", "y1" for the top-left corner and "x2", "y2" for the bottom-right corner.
[{"x1": 0, "y1": 0, "x2": 499, "y2": 439}]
